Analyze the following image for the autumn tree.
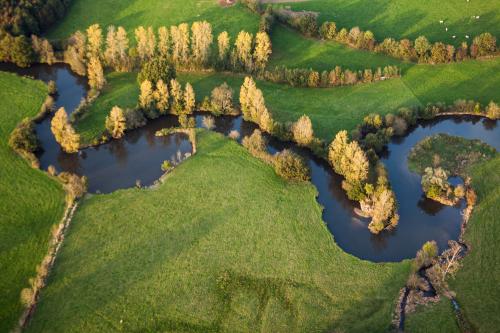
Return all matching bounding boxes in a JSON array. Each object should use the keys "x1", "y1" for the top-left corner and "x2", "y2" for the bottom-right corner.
[
  {"x1": 171, "y1": 23, "x2": 190, "y2": 66},
  {"x1": 239, "y1": 76, "x2": 273, "y2": 132},
  {"x1": 104, "y1": 26, "x2": 118, "y2": 68},
  {"x1": 292, "y1": 115, "x2": 314, "y2": 145},
  {"x1": 64, "y1": 31, "x2": 86, "y2": 75},
  {"x1": 86, "y1": 24, "x2": 103, "y2": 59},
  {"x1": 414, "y1": 36, "x2": 431, "y2": 62},
  {"x1": 158, "y1": 26, "x2": 170, "y2": 58},
  {"x1": 210, "y1": 82, "x2": 234, "y2": 115},
  {"x1": 154, "y1": 79, "x2": 170, "y2": 114},
  {"x1": 368, "y1": 188, "x2": 399, "y2": 233},
  {"x1": 191, "y1": 21, "x2": 213, "y2": 66},
  {"x1": 87, "y1": 56, "x2": 106, "y2": 90},
  {"x1": 31, "y1": 35, "x2": 55, "y2": 64},
  {"x1": 184, "y1": 83, "x2": 196, "y2": 114},
  {"x1": 135, "y1": 26, "x2": 155, "y2": 61},
  {"x1": 217, "y1": 31, "x2": 230, "y2": 66},
  {"x1": 472, "y1": 32, "x2": 497, "y2": 57},
  {"x1": 253, "y1": 31, "x2": 271, "y2": 70},
  {"x1": 51, "y1": 107, "x2": 80, "y2": 153},
  {"x1": 115, "y1": 26, "x2": 130, "y2": 71},
  {"x1": 139, "y1": 80, "x2": 154, "y2": 112},
  {"x1": 170, "y1": 78, "x2": 184, "y2": 113},
  {"x1": 233, "y1": 31, "x2": 253, "y2": 71},
  {"x1": 105, "y1": 106, "x2": 127, "y2": 138}
]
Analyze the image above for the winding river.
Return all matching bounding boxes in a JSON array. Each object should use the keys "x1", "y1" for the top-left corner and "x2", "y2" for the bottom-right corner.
[{"x1": 2, "y1": 63, "x2": 498, "y2": 262}]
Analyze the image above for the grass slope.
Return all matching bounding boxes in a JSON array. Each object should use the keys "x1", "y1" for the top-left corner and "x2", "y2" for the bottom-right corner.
[
  {"x1": 0, "y1": 72, "x2": 65, "y2": 332},
  {"x1": 405, "y1": 299, "x2": 460, "y2": 333},
  {"x1": 269, "y1": 24, "x2": 408, "y2": 72},
  {"x1": 27, "y1": 130, "x2": 410, "y2": 333},
  {"x1": 449, "y1": 157, "x2": 500, "y2": 333},
  {"x1": 46, "y1": 0, "x2": 259, "y2": 39},
  {"x1": 278, "y1": 0, "x2": 500, "y2": 45}
]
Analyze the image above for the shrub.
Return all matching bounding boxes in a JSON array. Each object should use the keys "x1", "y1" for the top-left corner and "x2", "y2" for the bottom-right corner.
[
  {"x1": 58, "y1": 172, "x2": 87, "y2": 204},
  {"x1": 471, "y1": 32, "x2": 496, "y2": 57},
  {"x1": 20, "y1": 288, "x2": 34, "y2": 307},
  {"x1": 124, "y1": 108, "x2": 147, "y2": 129},
  {"x1": 179, "y1": 114, "x2": 196, "y2": 128},
  {"x1": 392, "y1": 116, "x2": 408, "y2": 136},
  {"x1": 486, "y1": 101, "x2": 500, "y2": 119},
  {"x1": 161, "y1": 160, "x2": 172, "y2": 171},
  {"x1": 242, "y1": 129, "x2": 266, "y2": 154},
  {"x1": 47, "y1": 165, "x2": 57, "y2": 176},
  {"x1": 273, "y1": 149, "x2": 310, "y2": 181},
  {"x1": 292, "y1": 115, "x2": 314, "y2": 145},
  {"x1": 9, "y1": 118, "x2": 38, "y2": 153}
]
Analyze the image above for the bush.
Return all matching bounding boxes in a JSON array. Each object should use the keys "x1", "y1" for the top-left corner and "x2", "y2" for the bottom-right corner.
[
  {"x1": 161, "y1": 160, "x2": 172, "y2": 171},
  {"x1": 124, "y1": 108, "x2": 147, "y2": 129},
  {"x1": 320, "y1": 21, "x2": 337, "y2": 40},
  {"x1": 242, "y1": 129, "x2": 266, "y2": 154},
  {"x1": 58, "y1": 172, "x2": 87, "y2": 204},
  {"x1": 9, "y1": 118, "x2": 38, "y2": 153},
  {"x1": 179, "y1": 114, "x2": 196, "y2": 128},
  {"x1": 137, "y1": 57, "x2": 176, "y2": 85},
  {"x1": 273, "y1": 149, "x2": 310, "y2": 181},
  {"x1": 486, "y1": 101, "x2": 500, "y2": 119}
]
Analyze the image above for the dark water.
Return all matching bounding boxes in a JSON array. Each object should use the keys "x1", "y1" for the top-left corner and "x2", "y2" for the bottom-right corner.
[
  {"x1": 0, "y1": 63, "x2": 192, "y2": 193},
  {"x1": 2, "y1": 63, "x2": 498, "y2": 262}
]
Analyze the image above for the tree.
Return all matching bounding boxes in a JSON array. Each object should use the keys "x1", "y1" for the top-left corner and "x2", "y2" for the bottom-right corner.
[
  {"x1": 274, "y1": 149, "x2": 310, "y2": 181},
  {"x1": 86, "y1": 24, "x2": 103, "y2": 59},
  {"x1": 158, "y1": 26, "x2": 170, "y2": 58},
  {"x1": 233, "y1": 31, "x2": 253, "y2": 71},
  {"x1": 430, "y1": 42, "x2": 448, "y2": 63},
  {"x1": 210, "y1": 82, "x2": 234, "y2": 115},
  {"x1": 171, "y1": 23, "x2": 190, "y2": 66},
  {"x1": 87, "y1": 56, "x2": 106, "y2": 90},
  {"x1": 31, "y1": 35, "x2": 55, "y2": 64},
  {"x1": 170, "y1": 78, "x2": 184, "y2": 113},
  {"x1": 253, "y1": 31, "x2": 271, "y2": 70},
  {"x1": 242, "y1": 129, "x2": 266, "y2": 154},
  {"x1": 292, "y1": 115, "x2": 314, "y2": 145},
  {"x1": 486, "y1": 101, "x2": 500, "y2": 119},
  {"x1": 154, "y1": 80, "x2": 170, "y2": 114},
  {"x1": 137, "y1": 56, "x2": 176, "y2": 84},
  {"x1": 217, "y1": 31, "x2": 230, "y2": 63},
  {"x1": 115, "y1": 26, "x2": 130, "y2": 71},
  {"x1": 328, "y1": 130, "x2": 349, "y2": 175},
  {"x1": 368, "y1": 189, "x2": 398, "y2": 233},
  {"x1": 51, "y1": 107, "x2": 80, "y2": 153},
  {"x1": 64, "y1": 31, "x2": 86, "y2": 75},
  {"x1": 134, "y1": 26, "x2": 155, "y2": 61},
  {"x1": 105, "y1": 106, "x2": 127, "y2": 138},
  {"x1": 139, "y1": 80, "x2": 154, "y2": 111},
  {"x1": 472, "y1": 32, "x2": 496, "y2": 57},
  {"x1": 184, "y1": 83, "x2": 196, "y2": 114},
  {"x1": 320, "y1": 21, "x2": 336, "y2": 40},
  {"x1": 104, "y1": 26, "x2": 118, "y2": 68},
  {"x1": 191, "y1": 21, "x2": 213, "y2": 66},
  {"x1": 414, "y1": 36, "x2": 431, "y2": 61}
]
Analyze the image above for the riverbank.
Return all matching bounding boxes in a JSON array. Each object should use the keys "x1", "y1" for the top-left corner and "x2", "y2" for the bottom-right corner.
[{"x1": 0, "y1": 72, "x2": 66, "y2": 332}]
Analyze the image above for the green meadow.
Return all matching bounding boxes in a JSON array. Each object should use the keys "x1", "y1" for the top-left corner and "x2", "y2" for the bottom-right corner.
[
  {"x1": 0, "y1": 72, "x2": 65, "y2": 332},
  {"x1": 276, "y1": 0, "x2": 500, "y2": 45},
  {"x1": 26, "y1": 130, "x2": 410, "y2": 333}
]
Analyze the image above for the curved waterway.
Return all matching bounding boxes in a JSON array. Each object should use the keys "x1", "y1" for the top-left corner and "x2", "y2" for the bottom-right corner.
[{"x1": 2, "y1": 63, "x2": 498, "y2": 262}]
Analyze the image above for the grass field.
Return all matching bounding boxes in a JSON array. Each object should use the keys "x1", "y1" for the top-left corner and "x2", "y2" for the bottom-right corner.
[
  {"x1": 46, "y1": 0, "x2": 259, "y2": 39},
  {"x1": 0, "y1": 72, "x2": 66, "y2": 332},
  {"x1": 405, "y1": 299, "x2": 460, "y2": 333},
  {"x1": 73, "y1": 58, "x2": 500, "y2": 144},
  {"x1": 26, "y1": 130, "x2": 410, "y2": 333},
  {"x1": 277, "y1": 0, "x2": 500, "y2": 45},
  {"x1": 75, "y1": 72, "x2": 139, "y2": 144},
  {"x1": 268, "y1": 24, "x2": 409, "y2": 72},
  {"x1": 449, "y1": 157, "x2": 500, "y2": 333}
]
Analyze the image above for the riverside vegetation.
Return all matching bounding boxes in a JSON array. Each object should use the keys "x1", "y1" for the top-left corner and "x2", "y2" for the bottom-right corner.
[{"x1": 1, "y1": 0, "x2": 499, "y2": 331}]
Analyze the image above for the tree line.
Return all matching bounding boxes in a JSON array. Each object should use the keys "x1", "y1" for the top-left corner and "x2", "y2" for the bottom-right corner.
[{"x1": 255, "y1": 5, "x2": 497, "y2": 64}]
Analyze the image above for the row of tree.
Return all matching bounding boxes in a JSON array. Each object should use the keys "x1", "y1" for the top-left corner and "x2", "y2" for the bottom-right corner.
[
  {"x1": 268, "y1": 7, "x2": 497, "y2": 64},
  {"x1": 261, "y1": 65, "x2": 400, "y2": 88},
  {"x1": 62, "y1": 22, "x2": 272, "y2": 75}
]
